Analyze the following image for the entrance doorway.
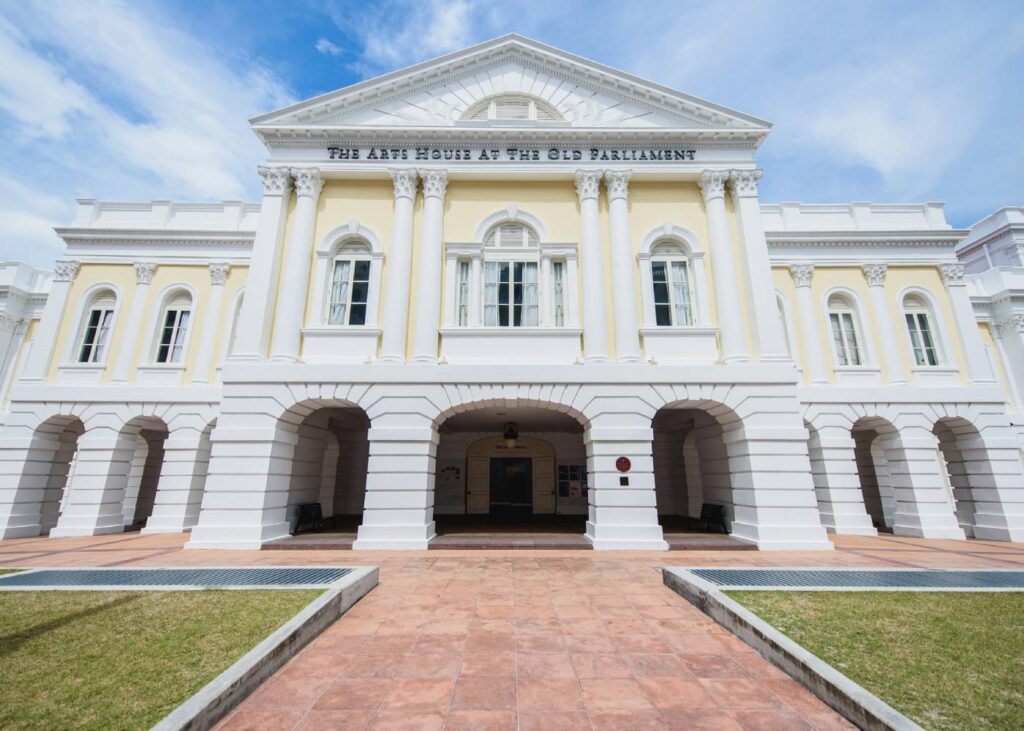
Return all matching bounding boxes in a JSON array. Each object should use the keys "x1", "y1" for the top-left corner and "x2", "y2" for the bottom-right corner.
[{"x1": 489, "y1": 457, "x2": 533, "y2": 517}]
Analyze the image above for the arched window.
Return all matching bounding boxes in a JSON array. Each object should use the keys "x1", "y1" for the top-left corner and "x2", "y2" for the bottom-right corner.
[
  {"x1": 155, "y1": 291, "x2": 192, "y2": 364},
  {"x1": 328, "y1": 241, "x2": 372, "y2": 326},
  {"x1": 463, "y1": 95, "x2": 561, "y2": 122},
  {"x1": 77, "y1": 290, "x2": 116, "y2": 363},
  {"x1": 481, "y1": 222, "x2": 540, "y2": 327},
  {"x1": 903, "y1": 294, "x2": 940, "y2": 366},
  {"x1": 650, "y1": 239, "x2": 694, "y2": 327},
  {"x1": 827, "y1": 293, "x2": 862, "y2": 366}
]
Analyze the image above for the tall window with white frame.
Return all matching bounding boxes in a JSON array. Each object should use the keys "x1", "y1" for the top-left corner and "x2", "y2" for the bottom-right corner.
[
  {"x1": 482, "y1": 223, "x2": 541, "y2": 327},
  {"x1": 903, "y1": 294, "x2": 940, "y2": 366},
  {"x1": 155, "y1": 292, "x2": 192, "y2": 364},
  {"x1": 78, "y1": 292, "x2": 116, "y2": 363},
  {"x1": 827, "y1": 293, "x2": 862, "y2": 366},
  {"x1": 457, "y1": 260, "x2": 471, "y2": 326},
  {"x1": 328, "y1": 242, "x2": 371, "y2": 326},
  {"x1": 650, "y1": 240, "x2": 694, "y2": 326}
]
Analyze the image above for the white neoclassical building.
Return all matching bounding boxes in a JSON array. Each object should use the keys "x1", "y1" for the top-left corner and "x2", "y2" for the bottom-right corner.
[{"x1": 0, "y1": 35, "x2": 1022, "y2": 551}]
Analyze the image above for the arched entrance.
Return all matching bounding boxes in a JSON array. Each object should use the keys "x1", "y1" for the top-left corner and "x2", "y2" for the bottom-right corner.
[
  {"x1": 434, "y1": 406, "x2": 587, "y2": 544},
  {"x1": 932, "y1": 416, "x2": 990, "y2": 538},
  {"x1": 851, "y1": 417, "x2": 899, "y2": 531},
  {"x1": 120, "y1": 418, "x2": 169, "y2": 530},
  {"x1": 22, "y1": 415, "x2": 84, "y2": 536}
]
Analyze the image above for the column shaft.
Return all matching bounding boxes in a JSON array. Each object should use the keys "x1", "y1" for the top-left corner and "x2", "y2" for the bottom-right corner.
[
  {"x1": 699, "y1": 171, "x2": 748, "y2": 363},
  {"x1": 606, "y1": 170, "x2": 642, "y2": 362},
  {"x1": 111, "y1": 262, "x2": 155, "y2": 383},
  {"x1": 379, "y1": 169, "x2": 417, "y2": 362},
  {"x1": 411, "y1": 170, "x2": 447, "y2": 363},
  {"x1": 791, "y1": 265, "x2": 829, "y2": 384},
  {"x1": 190, "y1": 263, "x2": 229, "y2": 383},
  {"x1": 862, "y1": 264, "x2": 906, "y2": 384},
  {"x1": 22, "y1": 261, "x2": 78, "y2": 380},
  {"x1": 576, "y1": 170, "x2": 609, "y2": 362},
  {"x1": 942, "y1": 264, "x2": 996, "y2": 383}
]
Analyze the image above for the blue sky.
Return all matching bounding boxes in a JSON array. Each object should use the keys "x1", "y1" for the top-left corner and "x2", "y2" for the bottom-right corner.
[{"x1": 1, "y1": 0, "x2": 1022, "y2": 266}]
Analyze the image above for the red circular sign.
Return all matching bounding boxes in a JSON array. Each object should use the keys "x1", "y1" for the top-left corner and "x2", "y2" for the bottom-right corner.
[{"x1": 616, "y1": 456, "x2": 631, "y2": 473}]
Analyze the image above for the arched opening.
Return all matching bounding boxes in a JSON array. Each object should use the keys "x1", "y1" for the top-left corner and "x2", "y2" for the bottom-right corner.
[
  {"x1": 26, "y1": 416, "x2": 84, "y2": 535},
  {"x1": 652, "y1": 404, "x2": 739, "y2": 542},
  {"x1": 850, "y1": 416, "x2": 899, "y2": 531},
  {"x1": 932, "y1": 417, "x2": 988, "y2": 537},
  {"x1": 277, "y1": 402, "x2": 370, "y2": 545},
  {"x1": 119, "y1": 416, "x2": 169, "y2": 530},
  {"x1": 434, "y1": 405, "x2": 588, "y2": 544}
]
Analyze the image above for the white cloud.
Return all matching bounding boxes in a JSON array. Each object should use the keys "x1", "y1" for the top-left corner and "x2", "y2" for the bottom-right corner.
[{"x1": 315, "y1": 37, "x2": 344, "y2": 57}]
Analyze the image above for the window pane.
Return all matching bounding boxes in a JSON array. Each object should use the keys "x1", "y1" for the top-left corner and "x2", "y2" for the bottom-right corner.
[
  {"x1": 652, "y1": 282, "x2": 670, "y2": 305},
  {"x1": 349, "y1": 304, "x2": 366, "y2": 325},
  {"x1": 350, "y1": 281, "x2": 368, "y2": 304},
  {"x1": 353, "y1": 260, "x2": 370, "y2": 280},
  {"x1": 830, "y1": 312, "x2": 847, "y2": 365},
  {"x1": 483, "y1": 261, "x2": 499, "y2": 326},
  {"x1": 670, "y1": 261, "x2": 692, "y2": 326},
  {"x1": 329, "y1": 260, "x2": 351, "y2": 325},
  {"x1": 552, "y1": 261, "x2": 564, "y2": 327},
  {"x1": 79, "y1": 309, "x2": 101, "y2": 362},
  {"x1": 94, "y1": 310, "x2": 113, "y2": 362},
  {"x1": 521, "y1": 262, "x2": 538, "y2": 327},
  {"x1": 655, "y1": 304, "x2": 672, "y2": 327},
  {"x1": 457, "y1": 260, "x2": 470, "y2": 327}
]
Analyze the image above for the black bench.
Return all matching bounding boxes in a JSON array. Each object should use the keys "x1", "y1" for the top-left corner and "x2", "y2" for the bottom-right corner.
[{"x1": 699, "y1": 503, "x2": 727, "y2": 533}]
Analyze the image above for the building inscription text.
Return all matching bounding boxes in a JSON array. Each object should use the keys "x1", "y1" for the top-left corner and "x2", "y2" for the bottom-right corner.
[{"x1": 326, "y1": 146, "x2": 697, "y2": 162}]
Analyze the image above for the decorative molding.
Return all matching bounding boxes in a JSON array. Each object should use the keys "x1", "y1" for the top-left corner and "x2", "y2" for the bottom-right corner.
[
  {"x1": 575, "y1": 169, "x2": 602, "y2": 202},
  {"x1": 698, "y1": 170, "x2": 728, "y2": 202},
  {"x1": 53, "y1": 260, "x2": 80, "y2": 283},
  {"x1": 862, "y1": 263, "x2": 888, "y2": 287},
  {"x1": 729, "y1": 168, "x2": 763, "y2": 199},
  {"x1": 257, "y1": 166, "x2": 291, "y2": 196},
  {"x1": 420, "y1": 169, "x2": 449, "y2": 199},
  {"x1": 995, "y1": 314, "x2": 1024, "y2": 339},
  {"x1": 291, "y1": 168, "x2": 324, "y2": 199},
  {"x1": 604, "y1": 170, "x2": 631, "y2": 202},
  {"x1": 133, "y1": 262, "x2": 157, "y2": 285},
  {"x1": 390, "y1": 168, "x2": 418, "y2": 200},
  {"x1": 209, "y1": 262, "x2": 231, "y2": 286},
  {"x1": 790, "y1": 264, "x2": 814, "y2": 288},
  {"x1": 939, "y1": 262, "x2": 965, "y2": 287}
]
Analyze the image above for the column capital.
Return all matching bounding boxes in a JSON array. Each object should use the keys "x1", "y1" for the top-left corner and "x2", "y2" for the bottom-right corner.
[
  {"x1": 604, "y1": 169, "x2": 631, "y2": 202},
  {"x1": 995, "y1": 314, "x2": 1024, "y2": 339},
  {"x1": 390, "y1": 168, "x2": 418, "y2": 200},
  {"x1": 698, "y1": 170, "x2": 729, "y2": 202},
  {"x1": 419, "y1": 169, "x2": 449, "y2": 200},
  {"x1": 728, "y1": 168, "x2": 763, "y2": 199},
  {"x1": 257, "y1": 166, "x2": 291, "y2": 196},
  {"x1": 939, "y1": 262, "x2": 965, "y2": 287},
  {"x1": 290, "y1": 167, "x2": 324, "y2": 199},
  {"x1": 862, "y1": 263, "x2": 888, "y2": 287},
  {"x1": 133, "y1": 261, "x2": 157, "y2": 285},
  {"x1": 209, "y1": 262, "x2": 231, "y2": 286},
  {"x1": 574, "y1": 169, "x2": 602, "y2": 202},
  {"x1": 53, "y1": 260, "x2": 80, "y2": 283},
  {"x1": 790, "y1": 264, "x2": 814, "y2": 288}
]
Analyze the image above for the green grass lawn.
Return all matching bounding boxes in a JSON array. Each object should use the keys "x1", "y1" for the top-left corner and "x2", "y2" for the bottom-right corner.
[
  {"x1": 0, "y1": 589, "x2": 321, "y2": 730},
  {"x1": 727, "y1": 591, "x2": 1024, "y2": 731}
]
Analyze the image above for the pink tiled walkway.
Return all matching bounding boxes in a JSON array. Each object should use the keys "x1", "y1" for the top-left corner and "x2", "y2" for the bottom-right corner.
[{"x1": 2, "y1": 532, "x2": 1022, "y2": 730}]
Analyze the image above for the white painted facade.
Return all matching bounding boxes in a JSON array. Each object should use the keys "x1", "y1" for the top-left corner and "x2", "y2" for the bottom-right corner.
[{"x1": 0, "y1": 35, "x2": 1022, "y2": 550}]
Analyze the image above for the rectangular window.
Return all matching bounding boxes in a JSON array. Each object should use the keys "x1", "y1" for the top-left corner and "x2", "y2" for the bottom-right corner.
[
  {"x1": 457, "y1": 260, "x2": 470, "y2": 326},
  {"x1": 906, "y1": 312, "x2": 939, "y2": 366},
  {"x1": 829, "y1": 311, "x2": 862, "y2": 366},
  {"x1": 328, "y1": 259, "x2": 370, "y2": 326},
  {"x1": 652, "y1": 260, "x2": 693, "y2": 326},
  {"x1": 552, "y1": 261, "x2": 565, "y2": 327},
  {"x1": 78, "y1": 308, "x2": 114, "y2": 363},
  {"x1": 157, "y1": 308, "x2": 191, "y2": 364},
  {"x1": 483, "y1": 261, "x2": 538, "y2": 327}
]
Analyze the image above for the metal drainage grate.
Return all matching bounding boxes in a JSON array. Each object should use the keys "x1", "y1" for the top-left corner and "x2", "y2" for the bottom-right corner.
[
  {"x1": 0, "y1": 567, "x2": 353, "y2": 589},
  {"x1": 688, "y1": 568, "x2": 1024, "y2": 590}
]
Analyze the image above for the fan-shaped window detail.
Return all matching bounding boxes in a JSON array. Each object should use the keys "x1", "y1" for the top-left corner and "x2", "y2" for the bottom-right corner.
[
  {"x1": 463, "y1": 95, "x2": 561, "y2": 122},
  {"x1": 484, "y1": 223, "x2": 539, "y2": 248},
  {"x1": 903, "y1": 293, "x2": 940, "y2": 366},
  {"x1": 827, "y1": 293, "x2": 862, "y2": 366}
]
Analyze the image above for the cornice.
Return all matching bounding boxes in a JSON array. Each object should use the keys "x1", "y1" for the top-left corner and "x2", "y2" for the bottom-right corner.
[
  {"x1": 765, "y1": 230, "x2": 967, "y2": 248},
  {"x1": 55, "y1": 228, "x2": 256, "y2": 247}
]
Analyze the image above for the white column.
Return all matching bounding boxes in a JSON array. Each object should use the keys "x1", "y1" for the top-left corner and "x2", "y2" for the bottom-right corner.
[
  {"x1": 605, "y1": 170, "x2": 642, "y2": 362},
  {"x1": 698, "y1": 171, "x2": 748, "y2": 363},
  {"x1": 862, "y1": 264, "x2": 907, "y2": 385},
  {"x1": 411, "y1": 169, "x2": 448, "y2": 364},
  {"x1": 270, "y1": 168, "x2": 323, "y2": 362},
  {"x1": 190, "y1": 263, "x2": 230, "y2": 384},
  {"x1": 110, "y1": 262, "x2": 156, "y2": 383},
  {"x1": 21, "y1": 261, "x2": 79, "y2": 380},
  {"x1": 575, "y1": 170, "x2": 610, "y2": 362},
  {"x1": 379, "y1": 169, "x2": 418, "y2": 362},
  {"x1": 730, "y1": 170, "x2": 788, "y2": 361},
  {"x1": 790, "y1": 265, "x2": 829, "y2": 385},
  {"x1": 941, "y1": 263, "x2": 996, "y2": 383},
  {"x1": 232, "y1": 168, "x2": 290, "y2": 361}
]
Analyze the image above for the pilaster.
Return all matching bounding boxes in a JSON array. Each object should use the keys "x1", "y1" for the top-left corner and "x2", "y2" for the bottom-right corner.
[
  {"x1": 940, "y1": 262, "x2": 996, "y2": 384},
  {"x1": 604, "y1": 170, "x2": 642, "y2": 362},
  {"x1": 22, "y1": 260, "x2": 79, "y2": 380},
  {"x1": 862, "y1": 263, "x2": 907, "y2": 384},
  {"x1": 380, "y1": 169, "x2": 418, "y2": 362},
  {"x1": 576, "y1": 170, "x2": 609, "y2": 362},
  {"x1": 110, "y1": 262, "x2": 156, "y2": 383},
  {"x1": 190, "y1": 263, "x2": 230, "y2": 383},
  {"x1": 790, "y1": 264, "x2": 829, "y2": 384},
  {"x1": 411, "y1": 169, "x2": 448, "y2": 363}
]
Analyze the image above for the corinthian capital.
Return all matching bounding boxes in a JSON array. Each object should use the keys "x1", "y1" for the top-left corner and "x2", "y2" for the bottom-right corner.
[
  {"x1": 790, "y1": 264, "x2": 814, "y2": 288},
  {"x1": 995, "y1": 314, "x2": 1024, "y2": 339},
  {"x1": 862, "y1": 263, "x2": 888, "y2": 287},
  {"x1": 604, "y1": 170, "x2": 631, "y2": 202},
  {"x1": 697, "y1": 170, "x2": 728, "y2": 202},
  {"x1": 133, "y1": 262, "x2": 157, "y2": 285},
  {"x1": 729, "y1": 169, "x2": 763, "y2": 199},
  {"x1": 420, "y1": 169, "x2": 449, "y2": 200},
  {"x1": 939, "y1": 262, "x2": 965, "y2": 287},
  {"x1": 390, "y1": 168, "x2": 418, "y2": 200},
  {"x1": 257, "y1": 166, "x2": 291, "y2": 196},
  {"x1": 53, "y1": 260, "x2": 80, "y2": 283},
  {"x1": 209, "y1": 262, "x2": 231, "y2": 286},
  {"x1": 291, "y1": 168, "x2": 324, "y2": 199},
  {"x1": 575, "y1": 169, "x2": 602, "y2": 202}
]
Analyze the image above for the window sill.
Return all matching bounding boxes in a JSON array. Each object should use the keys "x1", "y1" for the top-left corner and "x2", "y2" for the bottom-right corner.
[
  {"x1": 302, "y1": 327, "x2": 381, "y2": 364},
  {"x1": 833, "y1": 365, "x2": 882, "y2": 386},
  {"x1": 56, "y1": 363, "x2": 106, "y2": 385},
  {"x1": 440, "y1": 327, "x2": 581, "y2": 364},
  {"x1": 639, "y1": 326, "x2": 718, "y2": 364},
  {"x1": 137, "y1": 364, "x2": 186, "y2": 385},
  {"x1": 440, "y1": 326, "x2": 582, "y2": 337},
  {"x1": 911, "y1": 365, "x2": 961, "y2": 387}
]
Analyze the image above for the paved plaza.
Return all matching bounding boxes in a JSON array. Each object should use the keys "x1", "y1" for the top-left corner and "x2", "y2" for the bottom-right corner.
[{"x1": 2, "y1": 534, "x2": 1022, "y2": 730}]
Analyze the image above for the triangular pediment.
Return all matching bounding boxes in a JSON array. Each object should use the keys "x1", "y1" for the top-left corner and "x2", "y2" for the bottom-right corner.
[{"x1": 251, "y1": 35, "x2": 770, "y2": 141}]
